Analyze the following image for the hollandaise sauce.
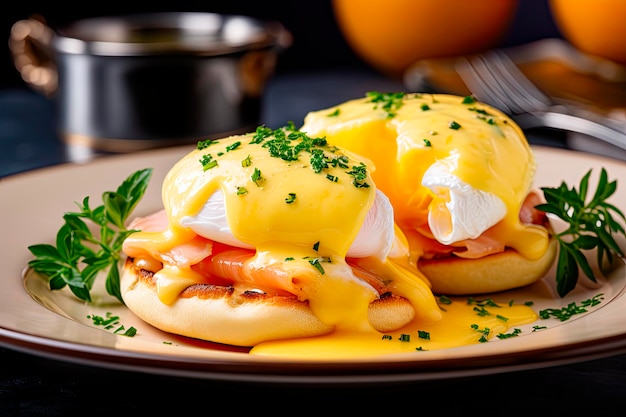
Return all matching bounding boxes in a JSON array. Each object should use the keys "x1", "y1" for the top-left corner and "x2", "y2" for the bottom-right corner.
[
  {"x1": 250, "y1": 296, "x2": 538, "y2": 358},
  {"x1": 301, "y1": 93, "x2": 550, "y2": 261}
]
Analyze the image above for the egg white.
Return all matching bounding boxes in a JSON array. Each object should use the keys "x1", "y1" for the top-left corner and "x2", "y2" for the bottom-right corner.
[
  {"x1": 422, "y1": 160, "x2": 506, "y2": 245},
  {"x1": 179, "y1": 189, "x2": 396, "y2": 260}
]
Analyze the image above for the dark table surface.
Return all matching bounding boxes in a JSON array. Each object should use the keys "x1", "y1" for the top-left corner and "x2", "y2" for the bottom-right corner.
[{"x1": 2, "y1": 69, "x2": 626, "y2": 415}]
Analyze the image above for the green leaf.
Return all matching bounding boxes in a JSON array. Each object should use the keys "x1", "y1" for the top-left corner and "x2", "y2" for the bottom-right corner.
[
  {"x1": 55, "y1": 224, "x2": 73, "y2": 262},
  {"x1": 578, "y1": 168, "x2": 591, "y2": 202},
  {"x1": 27, "y1": 168, "x2": 154, "y2": 304},
  {"x1": 27, "y1": 243, "x2": 60, "y2": 259},
  {"x1": 68, "y1": 283, "x2": 92, "y2": 302},
  {"x1": 596, "y1": 226, "x2": 623, "y2": 257},
  {"x1": 105, "y1": 168, "x2": 153, "y2": 228},
  {"x1": 106, "y1": 263, "x2": 123, "y2": 303},
  {"x1": 571, "y1": 246, "x2": 595, "y2": 283},
  {"x1": 539, "y1": 168, "x2": 626, "y2": 297},
  {"x1": 103, "y1": 192, "x2": 125, "y2": 229},
  {"x1": 49, "y1": 274, "x2": 68, "y2": 291},
  {"x1": 556, "y1": 244, "x2": 579, "y2": 297}
]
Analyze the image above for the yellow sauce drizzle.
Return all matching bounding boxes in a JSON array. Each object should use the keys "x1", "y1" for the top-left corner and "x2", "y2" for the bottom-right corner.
[{"x1": 251, "y1": 297, "x2": 537, "y2": 358}]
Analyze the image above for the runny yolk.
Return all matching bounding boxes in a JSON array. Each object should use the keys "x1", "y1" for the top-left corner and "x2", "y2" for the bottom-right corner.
[{"x1": 300, "y1": 93, "x2": 551, "y2": 261}]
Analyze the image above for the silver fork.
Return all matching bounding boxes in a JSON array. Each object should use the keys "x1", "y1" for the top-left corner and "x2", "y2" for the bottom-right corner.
[{"x1": 456, "y1": 49, "x2": 626, "y2": 153}]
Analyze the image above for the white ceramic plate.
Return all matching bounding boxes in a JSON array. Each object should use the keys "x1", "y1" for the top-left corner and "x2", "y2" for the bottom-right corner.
[{"x1": 1, "y1": 145, "x2": 625, "y2": 385}]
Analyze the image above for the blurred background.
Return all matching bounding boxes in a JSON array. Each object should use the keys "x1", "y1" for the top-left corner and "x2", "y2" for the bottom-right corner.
[
  {"x1": 1, "y1": 0, "x2": 562, "y2": 90},
  {"x1": 1, "y1": 0, "x2": 625, "y2": 177}
]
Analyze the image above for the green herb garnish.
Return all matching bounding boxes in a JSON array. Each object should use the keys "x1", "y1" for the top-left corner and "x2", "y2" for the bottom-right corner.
[
  {"x1": 496, "y1": 328, "x2": 521, "y2": 339},
  {"x1": 366, "y1": 91, "x2": 405, "y2": 118},
  {"x1": 539, "y1": 294, "x2": 604, "y2": 321},
  {"x1": 307, "y1": 257, "x2": 327, "y2": 274},
  {"x1": 462, "y1": 96, "x2": 477, "y2": 104},
  {"x1": 448, "y1": 120, "x2": 461, "y2": 130},
  {"x1": 199, "y1": 154, "x2": 218, "y2": 171},
  {"x1": 470, "y1": 324, "x2": 490, "y2": 343},
  {"x1": 196, "y1": 138, "x2": 216, "y2": 150},
  {"x1": 226, "y1": 141, "x2": 241, "y2": 152},
  {"x1": 467, "y1": 297, "x2": 500, "y2": 307},
  {"x1": 473, "y1": 306, "x2": 491, "y2": 317},
  {"x1": 88, "y1": 312, "x2": 137, "y2": 337},
  {"x1": 240, "y1": 123, "x2": 370, "y2": 190},
  {"x1": 251, "y1": 167, "x2": 264, "y2": 186},
  {"x1": 27, "y1": 168, "x2": 153, "y2": 303},
  {"x1": 346, "y1": 162, "x2": 370, "y2": 188},
  {"x1": 310, "y1": 148, "x2": 327, "y2": 173},
  {"x1": 438, "y1": 295, "x2": 452, "y2": 305},
  {"x1": 536, "y1": 168, "x2": 625, "y2": 297},
  {"x1": 285, "y1": 193, "x2": 296, "y2": 204}
]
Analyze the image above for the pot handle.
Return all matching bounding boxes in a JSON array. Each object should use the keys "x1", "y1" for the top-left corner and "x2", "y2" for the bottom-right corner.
[{"x1": 9, "y1": 15, "x2": 58, "y2": 96}]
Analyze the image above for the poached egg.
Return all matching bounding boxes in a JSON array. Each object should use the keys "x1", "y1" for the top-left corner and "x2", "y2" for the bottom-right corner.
[
  {"x1": 123, "y1": 124, "x2": 442, "y2": 331},
  {"x1": 301, "y1": 93, "x2": 551, "y2": 262}
]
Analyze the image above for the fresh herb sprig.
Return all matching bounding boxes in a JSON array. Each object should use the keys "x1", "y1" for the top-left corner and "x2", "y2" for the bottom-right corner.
[
  {"x1": 27, "y1": 168, "x2": 153, "y2": 304},
  {"x1": 537, "y1": 168, "x2": 625, "y2": 297}
]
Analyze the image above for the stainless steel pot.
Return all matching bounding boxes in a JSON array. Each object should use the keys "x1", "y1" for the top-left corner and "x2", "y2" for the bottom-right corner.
[{"x1": 9, "y1": 13, "x2": 292, "y2": 152}]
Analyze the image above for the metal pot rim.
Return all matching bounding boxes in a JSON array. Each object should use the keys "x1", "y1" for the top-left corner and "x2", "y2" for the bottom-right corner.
[{"x1": 53, "y1": 12, "x2": 292, "y2": 56}]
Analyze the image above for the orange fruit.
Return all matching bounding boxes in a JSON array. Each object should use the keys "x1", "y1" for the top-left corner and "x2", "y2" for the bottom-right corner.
[
  {"x1": 332, "y1": 0, "x2": 519, "y2": 78},
  {"x1": 549, "y1": 0, "x2": 626, "y2": 65}
]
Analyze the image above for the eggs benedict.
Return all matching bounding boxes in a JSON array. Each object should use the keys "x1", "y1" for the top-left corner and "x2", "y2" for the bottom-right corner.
[
  {"x1": 120, "y1": 124, "x2": 443, "y2": 347},
  {"x1": 301, "y1": 93, "x2": 557, "y2": 295}
]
